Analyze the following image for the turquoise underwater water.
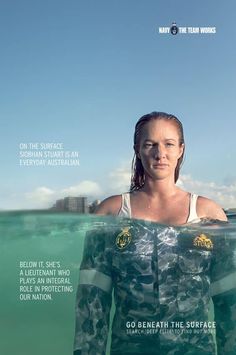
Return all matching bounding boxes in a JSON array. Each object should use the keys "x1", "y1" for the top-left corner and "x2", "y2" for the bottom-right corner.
[{"x1": 0, "y1": 211, "x2": 235, "y2": 355}]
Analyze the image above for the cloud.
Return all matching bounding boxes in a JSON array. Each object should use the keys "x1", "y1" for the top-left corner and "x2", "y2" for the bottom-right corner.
[
  {"x1": 4, "y1": 169, "x2": 236, "y2": 210},
  {"x1": 61, "y1": 180, "x2": 102, "y2": 197},
  {"x1": 177, "y1": 174, "x2": 236, "y2": 209},
  {"x1": 25, "y1": 187, "x2": 56, "y2": 208},
  {"x1": 19, "y1": 165, "x2": 131, "y2": 209},
  {"x1": 108, "y1": 163, "x2": 131, "y2": 193},
  {"x1": 23, "y1": 180, "x2": 103, "y2": 209}
]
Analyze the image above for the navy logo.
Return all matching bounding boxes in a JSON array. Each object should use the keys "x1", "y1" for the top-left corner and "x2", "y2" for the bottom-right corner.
[{"x1": 170, "y1": 22, "x2": 179, "y2": 35}]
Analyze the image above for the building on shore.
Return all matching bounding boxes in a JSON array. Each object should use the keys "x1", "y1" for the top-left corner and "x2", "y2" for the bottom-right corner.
[{"x1": 52, "y1": 196, "x2": 89, "y2": 213}]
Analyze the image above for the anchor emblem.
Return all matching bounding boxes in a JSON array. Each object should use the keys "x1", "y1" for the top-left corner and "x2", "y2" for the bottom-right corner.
[{"x1": 116, "y1": 227, "x2": 132, "y2": 249}]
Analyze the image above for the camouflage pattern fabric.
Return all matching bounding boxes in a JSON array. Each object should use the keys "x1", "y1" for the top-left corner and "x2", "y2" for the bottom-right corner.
[
  {"x1": 210, "y1": 231, "x2": 236, "y2": 354},
  {"x1": 74, "y1": 219, "x2": 236, "y2": 355}
]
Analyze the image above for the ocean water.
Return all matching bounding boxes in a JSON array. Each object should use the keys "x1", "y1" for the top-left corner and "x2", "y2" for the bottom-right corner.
[{"x1": 0, "y1": 211, "x2": 235, "y2": 355}]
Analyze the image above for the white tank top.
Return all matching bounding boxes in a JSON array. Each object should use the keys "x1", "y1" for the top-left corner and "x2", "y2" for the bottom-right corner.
[{"x1": 118, "y1": 192, "x2": 200, "y2": 223}]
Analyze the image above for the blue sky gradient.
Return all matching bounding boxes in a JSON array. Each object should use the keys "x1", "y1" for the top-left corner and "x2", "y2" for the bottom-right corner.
[{"x1": 0, "y1": 0, "x2": 236, "y2": 209}]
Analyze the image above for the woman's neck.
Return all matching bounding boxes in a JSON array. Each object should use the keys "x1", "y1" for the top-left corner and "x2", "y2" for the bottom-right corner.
[{"x1": 140, "y1": 178, "x2": 179, "y2": 198}]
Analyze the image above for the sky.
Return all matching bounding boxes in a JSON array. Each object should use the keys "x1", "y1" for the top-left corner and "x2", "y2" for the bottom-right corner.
[{"x1": 0, "y1": 0, "x2": 236, "y2": 210}]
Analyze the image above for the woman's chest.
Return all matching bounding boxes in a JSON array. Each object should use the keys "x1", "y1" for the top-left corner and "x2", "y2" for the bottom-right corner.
[
  {"x1": 130, "y1": 199, "x2": 190, "y2": 225},
  {"x1": 130, "y1": 194, "x2": 190, "y2": 225}
]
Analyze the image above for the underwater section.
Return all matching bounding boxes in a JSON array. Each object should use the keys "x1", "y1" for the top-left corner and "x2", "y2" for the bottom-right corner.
[{"x1": 0, "y1": 211, "x2": 236, "y2": 355}]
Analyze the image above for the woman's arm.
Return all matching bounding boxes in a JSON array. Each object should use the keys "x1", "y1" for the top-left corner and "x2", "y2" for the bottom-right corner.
[
  {"x1": 95, "y1": 195, "x2": 121, "y2": 216},
  {"x1": 197, "y1": 196, "x2": 228, "y2": 221}
]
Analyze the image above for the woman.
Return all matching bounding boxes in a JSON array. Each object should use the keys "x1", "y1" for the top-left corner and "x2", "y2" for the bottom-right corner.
[
  {"x1": 74, "y1": 112, "x2": 234, "y2": 355},
  {"x1": 96, "y1": 111, "x2": 227, "y2": 224}
]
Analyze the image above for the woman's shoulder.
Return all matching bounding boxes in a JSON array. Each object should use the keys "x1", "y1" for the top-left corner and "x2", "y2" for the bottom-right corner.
[
  {"x1": 196, "y1": 195, "x2": 228, "y2": 221},
  {"x1": 95, "y1": 194, "x2": 123, "y2": 215}
]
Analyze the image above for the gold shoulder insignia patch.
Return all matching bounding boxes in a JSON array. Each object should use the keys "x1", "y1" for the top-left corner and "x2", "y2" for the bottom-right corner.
[
  {"x1": 193, "y1": 233, "x2": 213, "y2": 249},
  {"x1": 116, "y1": 227, "x2": 132, "y2": 249}
]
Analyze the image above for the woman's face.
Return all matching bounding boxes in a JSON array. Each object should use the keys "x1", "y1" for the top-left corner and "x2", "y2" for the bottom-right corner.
[{"x1": 136, "y1": 119, "x2": 184, "y2": 182}]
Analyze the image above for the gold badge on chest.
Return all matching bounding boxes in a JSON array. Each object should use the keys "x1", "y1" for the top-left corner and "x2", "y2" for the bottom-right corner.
[
  {"x1": 193, "y1": 233, "x2": 213, "y2": 249},
  {"x1": 116, "y1": 226, "x2": 132, "y2": 249}
]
